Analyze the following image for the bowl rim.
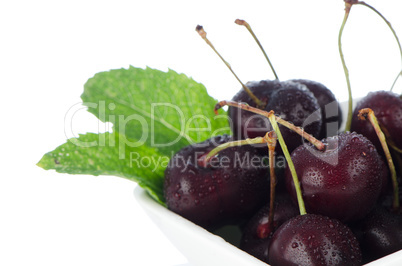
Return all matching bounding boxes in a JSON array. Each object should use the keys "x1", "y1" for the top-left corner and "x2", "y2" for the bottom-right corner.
[
  {"x1": 134, "y1": 186, "x2": 402, "y2": 266},
  {"x1": 134, "y1": 186, "x2": 268, "y2": 266}
]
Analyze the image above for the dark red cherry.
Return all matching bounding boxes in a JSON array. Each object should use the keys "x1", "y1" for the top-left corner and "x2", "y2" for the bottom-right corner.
[
  {"x1": 239, "y1": 194, "x2": 298, "y2": 263},
  {"x1": 229, "y1": 79, "x2": 281, "y2": 140},
  {"x1": 285, "y1": 132, "x2": 385, "y2": 222},
  {"x1": 380, "y1": 173, "x2": 402, "y2": 208},
  {"x1": 266, "y1": 81, "x2": 322, "y2": 153},
  {"x1": 351, "y1": 205, "x2": 402, "y2": 263},
  {"x1": 290, "y1": 79, "x2": 342, "y2": 139},
  {"x1": 268, "y1": 214, "x2": 362, "y2": 266},
  {"x1": 164, "y1": 135, "x2": 269, "y2": 230},
  {"x1": 229, "y1": 80, "x2": 322, "y2": 153},
  {"x1": 351, "y1": 90, "x2": 402, "y2": 153}
]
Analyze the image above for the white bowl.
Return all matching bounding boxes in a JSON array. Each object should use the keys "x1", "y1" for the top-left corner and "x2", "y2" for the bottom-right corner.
[
  {"x1": 133, "y1": 98, "x2": 402, "y2": 265},
  {"x1": 134, "y1": 187, "x2": 402, "y2": 266}
]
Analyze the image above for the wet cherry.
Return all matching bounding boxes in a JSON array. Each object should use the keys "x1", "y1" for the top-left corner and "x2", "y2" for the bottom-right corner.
[
  {"x1": 268, "y1": 214, "x2": 362, "y2": 265},
  {"x1": 285, "y1": 132, "x2": 386, "y2": 222},
  {"x1": 351, "y1": 205, "x2": 402, "y2": 263},
  {"x1": 351, "y1": 90, "x2": 402, "y2": 153},
  {"x1": 290, "y1": 79, "x2": 342, "y2": 139},
  {"x1": 164, "y1": 135, "x2": 269, "y2": 229},
  {"x1": 240, "y1": 194, "x2": 298, "y2": 263},
  {"x1": 230, "y1": 80, "x2": 322, "y2": 154}
]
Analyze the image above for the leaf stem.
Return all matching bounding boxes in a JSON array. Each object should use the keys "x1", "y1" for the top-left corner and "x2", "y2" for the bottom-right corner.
[
  {"x1": 235, "y1": 19, "x2": 279, "y2": 80},
  {"x1": 358, "y1": 108, "x2": 399, "y2": 211},
  {"x1": 268, "y1": 115, "x2": 306, "y2": 215},
  {"x1": 215, "y1": 100, "x2": 326, "y2": 151}
]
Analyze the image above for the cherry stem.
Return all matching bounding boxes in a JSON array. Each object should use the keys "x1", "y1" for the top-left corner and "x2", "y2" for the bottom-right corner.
[
  {"x1": 204, "y1": 137, "x2": 266, "y2": 163},
  {"x1": 378, "y1": 122, "x2": 402, "y2": 154},
  {"x1": 268, "y1": 115, "x2": 306, "y2": 215},
  {"x1": 391, "y1": 70, "x2": 402, "y2": 93},
  {"x1": 338, "y1": 2, "x2": 353, "y2": 132},
  {"x1": 267, "y1": 131, "x2": 278, "y2": 232},
  {"x1": 235, "y1": 19, "x2": 279, "y2": 80},
  {"x1": 215, "y1": 100, "x2": 326, "y2": 151},
  {"x1": 195, "y1": 25, "x2": 265, "y2": 108},
  {"x1": 392, "y1": 150, "x2": 402, "y2": 178},
  {"x1": 390, "y1": 144, "x2": 402, "y2": 154},
  {"x1": 358, "y1": 108, "x2": 399, "y2": 211},
  {"x1": 203, "y1": 113, "x2": 307, "y2": 215},
  {"x1": 354, "y1": 1, "x2": 402, "y2": 92}
]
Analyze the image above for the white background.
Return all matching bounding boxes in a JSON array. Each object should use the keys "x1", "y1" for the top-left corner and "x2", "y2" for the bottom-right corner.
[{"x1": 1, "y1": 0, "x2": 401, "y2": 265}]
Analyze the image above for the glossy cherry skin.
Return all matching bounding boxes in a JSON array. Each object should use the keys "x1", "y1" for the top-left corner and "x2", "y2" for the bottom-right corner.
[
  {"x1": 379, "y1": 174, "x2": 402, "y2": 207},
  {"x1": 351, "y1": 206, "x2": 402, "y2": 263},
  {"x1": 285, "y1": 132, "x2": 385, "y2": 223},
  {"x1": 351, "y1": 90, "x2": 402, "y2": 153},
  {"x1": 240, "y1": 194, "x2": 298, "y2": 263},
  {"x1": 290, "y1": 79, "x2": 342, "y2": 139},
  {"x1": 267, "y1": 81, "x2": 322, "y2": 153},
  {"x1": 164, "y1": 135, "x2": 269, "y2": 230},
  {"x1": 229, "y1": 80, "x2": 322, "y2": 153},
  {"x1": 268, "y1": 214, "x2": 362, "y2": 266},
  {"x1": 229, "y1": 79, "x2": 281, "y2": 140}
]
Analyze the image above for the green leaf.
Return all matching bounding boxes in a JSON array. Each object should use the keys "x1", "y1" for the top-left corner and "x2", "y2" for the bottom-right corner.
[
  {"x1": 39, "y1": 66, "x2": 231, "y2": 204},
  {"x1": 37, "y1": 132, "x2": 167, "y2": 205},
  {"x1": 81, "y1": 66, "x2": 230, "y2": 156}
]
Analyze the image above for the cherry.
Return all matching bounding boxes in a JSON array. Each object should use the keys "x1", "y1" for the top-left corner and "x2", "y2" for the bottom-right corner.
[
  {"x1": 338, "y1": 0, "x2": 402, "y2": 133},
  {"x1": 230, "y1": 80, "x2": 322, "y2": 153},
  {"x1": 285, "y1": 131, "x2": 386, "y2": 222},
  {"x1": 266, "y1": 82, "x2": 322, "y2": 152},
  {"x1": 212, "y1": 99, "x2": 367, "y2": 264},
  {"x1": 164, "y1": 134, "x2": 269, "y2": 229},
  {"x1": 349, "y1": 109, "x2": 402, "y2": 262},
  {"x1": 268, "y1": 214, "x2": 362, "y2": 265},
  {"x1": 239, "y1": 194, "x2": 298, "y2": 263},
  {"x1": 351, "y1": 205, "x2": 402, "y2": 263},
  {"x1": 289, "y1": 79, "x2": 342, "y2": 139},
  {"x1": 196, "y1": 24, "x2": 323, "y2": 154},
  {"x1": 351, "y1": 90, "x2": 402, "y2": 154},
  {"x1": 380, "y1": 173, "x2": 402, "y2": 208},
  {"x1": 356, "y1": 108, "x2": 399, "y2": 210},
  {"x1": 229, "y1": 79, "x2": 281, "y2": 141}
]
